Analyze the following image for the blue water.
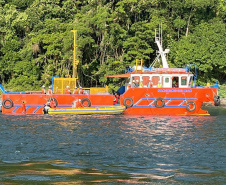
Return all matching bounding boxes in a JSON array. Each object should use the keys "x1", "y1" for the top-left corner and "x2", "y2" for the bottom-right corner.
[{"x1": 0, "y1": 107, "x2": 225, "y2": 184}]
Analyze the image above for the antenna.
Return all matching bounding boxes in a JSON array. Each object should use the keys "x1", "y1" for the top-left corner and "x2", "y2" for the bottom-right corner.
[{"x1": 154, "y1": 24, "x2": 169, "y2": 68}]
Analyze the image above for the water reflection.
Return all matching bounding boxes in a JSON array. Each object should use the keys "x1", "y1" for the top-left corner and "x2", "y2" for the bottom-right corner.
[{"x1": 0, "y1": 112, "x2": 225, "y2": 184}]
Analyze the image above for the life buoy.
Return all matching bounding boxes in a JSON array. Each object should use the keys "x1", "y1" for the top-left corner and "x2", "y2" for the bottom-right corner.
[
  {"x1": 47, "y1": 98, "x2": 58, "y2": 106},
  {"x1": 81, "y1": 98, "x2": 91, "y2": 107},
  {"x1": 214, "y1": 95, "x2": 220, "y2": 106},
  {"x1": 154, "y1": 97, "x2": 165, "y2": 108},
  {"x1": 2, "y1": 98, "x2": 14, "y2": 109},
  {"x1": 186, "y1": 101, "x2": 196, "y2": 112},
  {"x1": 123, "y1": 97, "x2": 133, "y2": 108}
]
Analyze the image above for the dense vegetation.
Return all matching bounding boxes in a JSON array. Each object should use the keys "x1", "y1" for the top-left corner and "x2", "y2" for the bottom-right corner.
[{"x1": 0, "y1": 0, "x2": 225, "y2": 92}]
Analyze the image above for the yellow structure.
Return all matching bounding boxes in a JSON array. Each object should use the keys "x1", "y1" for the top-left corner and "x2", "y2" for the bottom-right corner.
[
  {"x1": 48, "y1": 105, "x2": 125, "y2": 115},
  {"x1": 53, "y1": 77, "x2": 108, "y2": 94},
  {"x1": 52, "y1": 30, "x2": 109, "y2": 95},
  {"x1": 135, "y1": 59, "x2": 143, "y2": 72},
  {"x1": 71, "y1": 30, "x2": 79, "y2": 78}
]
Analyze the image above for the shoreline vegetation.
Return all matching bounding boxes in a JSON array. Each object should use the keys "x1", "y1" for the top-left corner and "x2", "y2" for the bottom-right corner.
[{"x1": 0, "y1": 1, "x2": 225, "y2": 93}]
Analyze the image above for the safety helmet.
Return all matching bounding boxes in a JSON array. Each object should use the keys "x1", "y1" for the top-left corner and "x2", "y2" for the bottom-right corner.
[
  {"x1": 75, "y1": 86, "x2": 77, "y2": 89},
  {"x1": 66, "y1": 85, "x2": 69, "y2": 88},
  {"x1": 42, "y1": 85, "x2": 45, "y2": 88}
]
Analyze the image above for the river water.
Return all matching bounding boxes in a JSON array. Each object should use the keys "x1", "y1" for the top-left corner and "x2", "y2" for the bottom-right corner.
[{"x1": 0, "y1": 107, "x2": 225, "y2": 184}]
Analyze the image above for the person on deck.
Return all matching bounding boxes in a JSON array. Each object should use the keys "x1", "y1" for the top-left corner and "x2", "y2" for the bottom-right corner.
[
  {"x1": 73, "y1": 87, "x2": 79, "y2": 94},
  {"x1": 65, "y1": 86, "x2": 71, "y2": 94},
  {"x1": 47, "y1": 86, "x2": 52, "y2": 95},
  {"x1": 72, "y1": 98, "x2": 83, "y2": 108},
  {"x1": 139, "y1": 80, "x2": 143, "y2": 88},
  {"x1": 79, "y1": 86, "x2": 84, "y2": 94},
  {"x1": 148, "y1": 80, "x2": 153, "y2": 88},
  {"x1": 49, "y1": 98, "x2": 56, "y2": 108},
  {"x1": 157, "y1": 81, "x2": 162, "y2": 88},
  {"x1": 135, "y1": 80, "x2": 139, "y2": 87},
  {"x1": 113, "y1": 92, "x2": 120, "y2": 105},
  {"x1": 42, "y1": 85, "x2": 46, "y2": 94},
  {"x1": 127, "y1": 82, "x2": 131, "y2": 90},
  {"x1": 22, "y1": 101, "x2": 26, "y2": 114}
]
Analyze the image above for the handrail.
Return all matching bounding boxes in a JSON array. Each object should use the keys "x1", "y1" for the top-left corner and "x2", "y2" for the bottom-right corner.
[{"x1": 0, "y1": 84, "x2": 7, "y2": 94}]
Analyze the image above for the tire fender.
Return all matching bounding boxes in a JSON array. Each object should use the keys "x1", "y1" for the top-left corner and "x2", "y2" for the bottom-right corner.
[
  {"x1": 81, "y1": 98, "x2": 91, "y2": 107},
  {"x1": 2, "y1": 98, "x2": 14, "y2": 109},
  {"x1": 186, "y1": 101, "x2": 196, "y2": 112},
  {"x1": 154, "y1": 97, "x2": 165, "y2": 108},
  {"x1": 123, "y1": 97, "x2": 133, "y2": 108}
]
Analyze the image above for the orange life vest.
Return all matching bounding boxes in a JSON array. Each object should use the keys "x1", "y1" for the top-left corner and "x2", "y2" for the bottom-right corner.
[
  {"x1": 22, "y1": 102, "x2": 26, "y2": 113},
  {"x1": 48, "y1": 89, "x2": 52, "y2": 94},
  {"x1": 79, "y1": 89, "x2": 84, "y2": 94},
  {"x1": 65, "y1": 89, "x2": 70, "y2": 94},
  {"x1": 50, "y1": 100, "x2": 56, "y2": 108},
  {"x1": 74, "y1": 100, "x2": 83, "y2": 108},
  {"x1": 73, "y1": 89, "x2": 79, "y2": 94},
  {"x1": 42, "y1": 89, "x2": 46, "y2": 94}
]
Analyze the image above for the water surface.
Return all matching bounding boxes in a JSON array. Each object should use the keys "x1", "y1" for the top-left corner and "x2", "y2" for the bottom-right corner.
[{"x1": 0, "y1": 107, "x2": 225, "y2": 184}]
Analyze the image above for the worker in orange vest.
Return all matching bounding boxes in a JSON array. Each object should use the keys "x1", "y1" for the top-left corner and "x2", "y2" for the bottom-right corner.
[
  {"x1": 41, "y1": 85, "x2": 46, "y2": 94},
  {"x1": 65, "y1": 86, "x2": 71, "y2": 94},
  {"x1": 113, "y1": 92, "x2": 120, "y2": 105},
  {"x1": 79, "y1": 86, "x2": 84, "y2": 94},
  {"x1": 49, "y1": 98, "x2": 56, "y2": 108},
  {"x1": 48, "y1": 86, "x2": 52, "y2": 95},
  {"x1": 72, "y1": 99, "x2": 83, "y2": 108},
  {"x1": 22, "y1": 100, "x2": 26, "y2": 114},
  {"x1": 73, "y1": 86, "x2": 79, "y2": 94}
]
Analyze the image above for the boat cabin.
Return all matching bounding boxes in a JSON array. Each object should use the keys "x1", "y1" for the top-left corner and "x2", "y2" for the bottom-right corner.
[{"x1": 125, "y1": 68, "x2": 194, "y2": 91}]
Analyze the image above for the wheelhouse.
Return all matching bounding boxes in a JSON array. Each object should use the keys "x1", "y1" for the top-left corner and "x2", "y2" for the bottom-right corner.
[{"x1": 127, "y1": 69, "x2": 194, "y2": 90}]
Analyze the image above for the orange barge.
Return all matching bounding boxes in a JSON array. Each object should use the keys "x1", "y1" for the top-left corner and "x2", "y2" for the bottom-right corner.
[{"x1": 0, "y1": 27, "x2": 220, "y2": 115}]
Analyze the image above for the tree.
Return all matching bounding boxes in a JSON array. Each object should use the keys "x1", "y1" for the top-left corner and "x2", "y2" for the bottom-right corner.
[{"x1": 170, "y1": 18, "x2": 226, "y2": 84}]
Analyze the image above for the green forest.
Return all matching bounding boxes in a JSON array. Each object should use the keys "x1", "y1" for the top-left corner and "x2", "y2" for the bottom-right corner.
[{"x1": 0, "y1": 0, "x2": 225, "y2": 93}]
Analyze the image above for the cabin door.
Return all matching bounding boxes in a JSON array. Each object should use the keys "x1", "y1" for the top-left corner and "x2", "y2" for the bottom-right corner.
[{"x1": 163, "y1": 77, "x2": 171, "y2": 88}]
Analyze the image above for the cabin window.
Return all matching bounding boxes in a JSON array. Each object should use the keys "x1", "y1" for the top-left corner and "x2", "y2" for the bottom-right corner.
[
  {"x1": 172, "y1": 77, "x2": 179, "y2": 88},
  {"x1": 132, "y1": 76, "x2": 140, "y2": 87},
  {"x1": 165, "y1": 77, "x2": 169, "y2": 83},
  {"x1": 152, "y1": 76, "x2": 160, "y2": 86},
  {"x1": 142, "y1": 76, "x2": 150, "y2": 87},
  {"x1": 181, "y1": 76, "x2": 187, "y2": 86}
]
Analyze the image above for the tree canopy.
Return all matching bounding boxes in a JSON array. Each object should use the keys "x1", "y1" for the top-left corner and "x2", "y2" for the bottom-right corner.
[{"x1": 0, "y1": 0, "x2": 225, "y2": 91}]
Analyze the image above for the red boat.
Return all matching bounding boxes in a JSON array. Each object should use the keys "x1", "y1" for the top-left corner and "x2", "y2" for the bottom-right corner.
[{"x1": 0, "y1": 28, "x2": 220, "y2": 115}]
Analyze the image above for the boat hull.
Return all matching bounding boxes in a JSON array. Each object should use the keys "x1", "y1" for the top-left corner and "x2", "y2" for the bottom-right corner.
[
  {"x1": 1, "y1": 87, "x2": 218, "y2": 115},
  {"x1": 48, "y1": 106, "x2": 125, "y2": 115},
  {"x1": 1, "y1": 94, "x2": 115, "y2": 114},
  {"x1": 120, "y1": 87, "x2": 218, "y2": 115}
]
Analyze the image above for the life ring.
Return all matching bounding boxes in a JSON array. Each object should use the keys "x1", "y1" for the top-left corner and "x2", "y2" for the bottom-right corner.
[
  {"x1": 154, "y1": 97, "x2": 165, "y2": 108},
  {"x1": 186, "y1": 101, "x2": 196, "y2": 112},
  {"x1": 2, "y1": 98, "x2": 14, "y2": 109},
  {"x1": 81, "y1": 98, "x2": 91, "y2": 107},
  {"x1": 47, "y1": 98, "x2": 58, "y2": 106},
  {"x1": 214, "y1": 95, "x2": 220, "y2": 106},
  {"x1": 123, "y1": 97, "x2": 133, "y2": 108}
]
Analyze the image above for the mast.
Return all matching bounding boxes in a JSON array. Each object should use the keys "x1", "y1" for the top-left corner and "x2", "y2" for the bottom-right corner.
[
  {"x1": 71, "y1": 30, "x2": 79, "y2": 78},
  {"x1": 155, "y1": 24, "x2": 169, "y2": 68}
]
